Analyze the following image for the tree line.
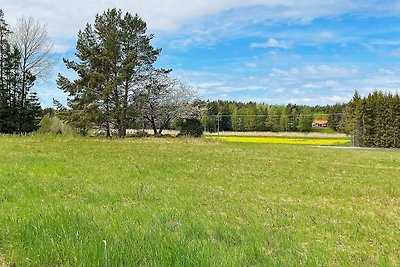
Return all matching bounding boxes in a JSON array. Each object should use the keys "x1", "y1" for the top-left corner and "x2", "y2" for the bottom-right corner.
[
  {"x1": 199, "y1": 100, "x2": 347, "y2": 133},
  {"x1": 344, "y1": 91, "x2": 400, "y2": 148},
  {"x1": 0, "y1": 10, "x2": 51, "y2": 133}
]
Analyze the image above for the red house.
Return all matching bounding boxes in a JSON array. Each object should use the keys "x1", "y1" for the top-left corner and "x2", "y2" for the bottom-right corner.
[{"x1": 312, "y1": 120, "x2": 328, "y2": 128}]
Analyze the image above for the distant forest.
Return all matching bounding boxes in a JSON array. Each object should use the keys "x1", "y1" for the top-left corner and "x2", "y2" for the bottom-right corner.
[
  {"x1": 198, "y1": 100, "x2": 346, "y2": 133},
  {"x1": 197, "y1": 91, "x2": 400, "y2": 149}
]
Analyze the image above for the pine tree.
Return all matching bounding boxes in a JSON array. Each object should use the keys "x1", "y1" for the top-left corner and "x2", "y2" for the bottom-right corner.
[
  {"x1": 344, "y1": 91, "x2": 362, "y2": 146},
  {"x1": 298, "y1": 107, "x2": 313, "y2": 132},
  {"x1": 280, "y1": 107, "x2": 289, "y2": 132},
  {"x1": 243, "y1": 103, "x2": 258, "y2": 131},
  {"x1": 266, "y1": 105, "x2": 281, "y2": 132},
  {"x1": 344, "y1": 90, "x2": 400, "y2": 148},
  {"x1": 0, "y1": 9, "x2": 41, "y2": 133},
  {"x1": 256, "y1": 104, "x2": 268, "y2": 131},
  {"x1": 58, "y1": 9, "x2": 160, "y2": 137}
]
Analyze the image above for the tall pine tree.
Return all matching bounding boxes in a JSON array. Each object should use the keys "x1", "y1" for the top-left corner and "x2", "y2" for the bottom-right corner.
[
  {"x1": 58, "y1": 9, "x2": 161, "y2": 137},
  {"x1": 0, "y1": 9, "x2": 41, "y2": 134}
]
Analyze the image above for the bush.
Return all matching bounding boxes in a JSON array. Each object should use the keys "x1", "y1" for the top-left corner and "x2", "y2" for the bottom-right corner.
[
  {"x1": 177, "y1": 118, "x2": 203, "y2": 137},
  {"x1": 38, "y1": 115, "x2": 75, "y2": 135},
  {"x1": 38, "y1": 114, "x2": 52, "y2": 134}
]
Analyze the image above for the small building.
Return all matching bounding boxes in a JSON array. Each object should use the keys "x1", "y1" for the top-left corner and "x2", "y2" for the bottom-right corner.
[{"x1": 312, "y1": 120, "x2": 328, "y2": 128}]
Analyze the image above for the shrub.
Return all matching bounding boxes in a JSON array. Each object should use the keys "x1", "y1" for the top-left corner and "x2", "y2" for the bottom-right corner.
[
  {"x1": 38, "y1": 115, "x2": 75, "y2": 135},
  {"x1": 177, "y1": 118, "x2": 204, "y2": 137},
  {"x1": 38, "y1": 114, "x2": 52, "y2": 134}
]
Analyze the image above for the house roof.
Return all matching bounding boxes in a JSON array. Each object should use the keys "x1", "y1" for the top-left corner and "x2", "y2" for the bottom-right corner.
[{"x1": 313, "y1": 120, "x2": 328, "y2": 124}]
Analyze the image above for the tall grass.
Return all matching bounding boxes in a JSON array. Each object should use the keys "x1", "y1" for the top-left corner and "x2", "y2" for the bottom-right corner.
[{"x1": 0, "y1": 135, "x2": 399, "y2": 266}]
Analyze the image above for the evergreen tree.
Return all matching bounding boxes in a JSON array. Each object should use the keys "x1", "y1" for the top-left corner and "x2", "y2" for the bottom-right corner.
[
  {"x1": 328, "y1": 103, "x2": 346, "y2": 132},
  {"x1": 231, "y1": 105, "x2": 245, "y2": 131},
  {"x1": 58, "y1": 9, "x2": 160, "y2": 137},
  {"x1": 298, "y1": 107, "x2": 313, "y2": 132},
  {"x1": 266, "y1": 105, "x2": 281, "y2": 132},
  {"x1": 218, "y1": 101, "x2": 232, "y2": 131},
  {"x1": 0, "y1": 9, "x2": 41, "y2": 133},
  {"x1": 286, "y1": 104, "x2": 300, "y2": 131},
  {"x1": 280, "y1": 107, "x2": 289, "y2": 131},
  {"x1": 243, "y1": 103, "x2": 258, "y2": 131},
  {"x1": 344, "y1": 90, "x2": 400, "y2": 148},
  {"x1": 256, "y1": 104, "x2": 268, "y2": 131}
]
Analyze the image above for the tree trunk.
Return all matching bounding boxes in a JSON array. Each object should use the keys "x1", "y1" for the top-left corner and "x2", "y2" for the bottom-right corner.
[
  {"x1": 0, "y1": 35, "x2": 3, "y2": 91},
  {"x1": 120, "y1": 79, "x2": 129, "y2": 138},
  {"x1": 105, "y1": 122, "x2": 111, "y2": 138},
  {"x1": 105, "y1": 102, "x2": 111, "y2": 138},
  {"x1": 149, "y1": 116, "x2": 158, "y2": 136}
]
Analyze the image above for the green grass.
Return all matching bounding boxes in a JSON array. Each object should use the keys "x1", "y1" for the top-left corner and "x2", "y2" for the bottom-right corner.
[
  {"x1": 311, "y1": 128, "x2": 338, "y2": 134},
  {"x1": 0, "y1": 135, "x2": 399, "y2": 266}
]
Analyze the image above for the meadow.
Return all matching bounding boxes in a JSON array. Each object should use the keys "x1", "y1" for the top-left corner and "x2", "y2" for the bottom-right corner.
[{"x1": 0, "y1": 135, "x2": 399, "y2": 266}]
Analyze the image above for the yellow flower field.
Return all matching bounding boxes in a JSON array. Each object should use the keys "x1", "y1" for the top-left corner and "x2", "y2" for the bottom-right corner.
[{"x1": 209, "y1": 136, "x2": 351, "y2": 146}]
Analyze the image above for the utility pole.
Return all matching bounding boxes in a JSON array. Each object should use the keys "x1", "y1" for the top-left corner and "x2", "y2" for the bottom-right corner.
[{"x1": 217, "y1": 115, "x2": 220, "y2": 137}]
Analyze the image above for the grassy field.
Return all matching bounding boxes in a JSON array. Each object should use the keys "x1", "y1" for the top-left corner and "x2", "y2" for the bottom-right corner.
[{"x1": 0, "y1": 135, "x2": 399, "y2": 266}]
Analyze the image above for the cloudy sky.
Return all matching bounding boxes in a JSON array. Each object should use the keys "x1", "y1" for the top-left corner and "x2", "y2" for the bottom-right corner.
[{"x1": 3, "y1": 0, "x2": 400, "y2": 106}]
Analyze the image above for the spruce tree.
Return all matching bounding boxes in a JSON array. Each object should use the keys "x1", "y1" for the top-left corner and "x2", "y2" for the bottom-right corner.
[
  {"x1": 298, "y1": 107, "x2": 313, "y2": 132},
  {"x1": 58, "y1": 8, "x2": 161, "y2": 137},
  {"x1": 0, "y1": 9, "x2": 41, "y2": 133}
]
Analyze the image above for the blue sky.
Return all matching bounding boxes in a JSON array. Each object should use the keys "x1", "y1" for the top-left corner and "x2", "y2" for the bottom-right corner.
[{"x1": 3, "y1": 0, "x2": 400, "y2": 106}]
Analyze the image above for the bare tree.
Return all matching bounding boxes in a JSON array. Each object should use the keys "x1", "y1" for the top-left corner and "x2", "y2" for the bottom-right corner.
[{"x1": 12, "y1": 16, "x2": 54, "y2": 107}]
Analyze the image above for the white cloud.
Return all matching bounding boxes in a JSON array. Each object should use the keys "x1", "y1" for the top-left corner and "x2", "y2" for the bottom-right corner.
[
  {"x1": 318, "y1": 31, "x2": 336, "y2": 39},
  {"x1": 378, "y1": 68, "x2": 395, "y2": 75},
  {"x1": 271, "y1": 65, "x2": 359, "y2": 79},
  {"x1": 171, "y1": 63, "x2": 400, "y2": 105},
  {"x1": 1, "y1": 0, "x2": 388, "y2": 45},
  {"x1": 371, "y1": 39, "x2": 400, "y2": 46},
  {"x1": 245, "y1": 63, "x2": 258, "y2": 68},
  {"x1": 250, "y1": 38, "x2": 290, "y2": 49},
  {"x1": 292, "y1": 89, "x2": 304, "y2": 95}
]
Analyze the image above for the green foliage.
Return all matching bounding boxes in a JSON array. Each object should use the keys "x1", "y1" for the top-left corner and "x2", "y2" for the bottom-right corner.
[
  {"x1": 56, "y1": 107, "x2": 100, "y2": 136},
  {"x1": 58, "y1": 8, "x2": 161, "y2": 137},
  {"x1": 177, "y1": 118, "x2": 204, "y2": 137},
  {"x1": 314, "y1": 114, "x2": 329, "y2": 120},
  {"x1": 280, "y1": 107, "x2": 289, "y2": 131},
  {"x1": 298, "y1": 108, "x2": 314, "y2": 132},
  {"x1": 0, "y1": 10, "x2": 42, "y2": 133},
  {"x1": 200, "y1": 113, "x2": 215, "y2": 132},
  {"x1": 344, "y1": 90, "x2": 400, "y2": 148},
  {"x1": 38, "y1": 114, "x2": 52, "y2": 133},
  {"x1": 327, "y1": 104, "x2": 346, "y2": 132},
  {"x1": 266, "y1": 106, "x2": 282, "y2": 132},
  {"x1": 311, "y1": 127, "x2": 337, "y2": 134},
  {"x1": 244, "y1": 103, "x2": 258, "y2": 131},
  {"x1": 0, "y1": 136, "x2": 399, "y2": 266},
  {"x1": 38, "y1": 114, "x2": 75, "y2": 135},
  {"x1": 200, "y1": 101, "x2": 345, "y2": 133}
]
